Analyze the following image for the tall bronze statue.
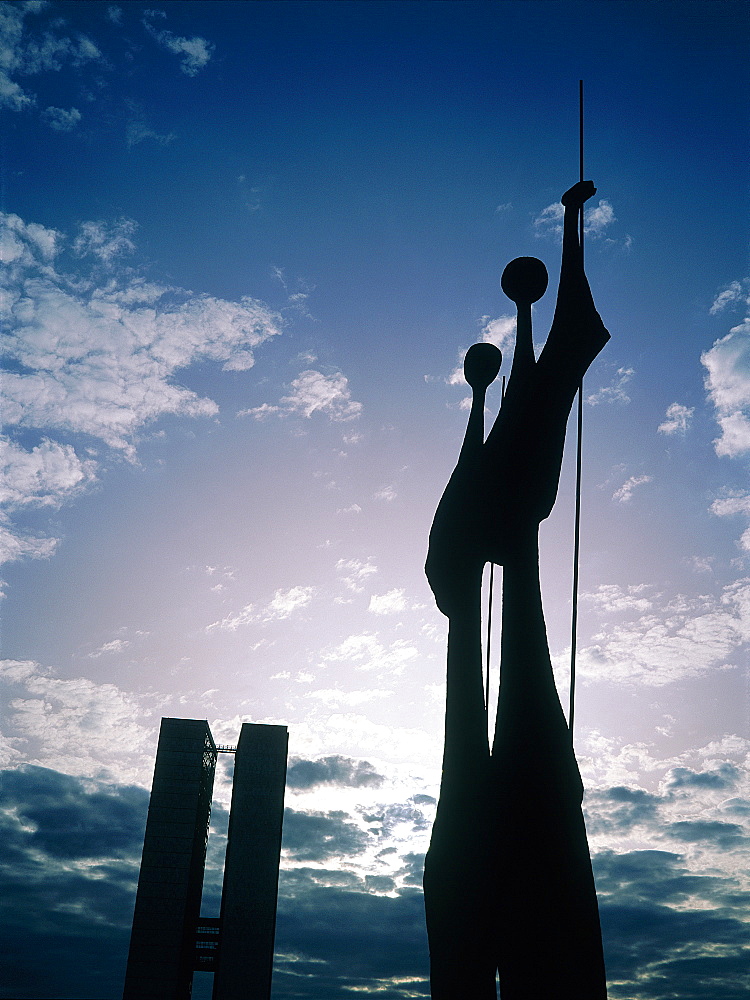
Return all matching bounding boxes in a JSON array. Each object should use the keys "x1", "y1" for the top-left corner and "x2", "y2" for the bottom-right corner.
[{"x1": 424, "y1": 180, "x2": 609, "y2": 999}]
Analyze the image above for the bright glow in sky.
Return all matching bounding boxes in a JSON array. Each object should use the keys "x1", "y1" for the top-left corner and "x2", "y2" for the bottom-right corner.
[{"x1": 1, "y1": 2, "x2": 749, "y2": 998}]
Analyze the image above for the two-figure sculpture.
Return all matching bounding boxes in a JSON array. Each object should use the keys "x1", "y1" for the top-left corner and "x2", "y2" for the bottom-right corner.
[{"x1": 424, "y1": 180, "x2": 609, "y2": 998}]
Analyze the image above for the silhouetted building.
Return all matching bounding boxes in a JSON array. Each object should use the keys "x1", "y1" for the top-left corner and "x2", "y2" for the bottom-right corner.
[
  {"x1": 213, "y1": 724, "x2": 289, "y2": 999},
  {"x1": 123, "y1": 718, "x2": 288, "y2": 1000}
]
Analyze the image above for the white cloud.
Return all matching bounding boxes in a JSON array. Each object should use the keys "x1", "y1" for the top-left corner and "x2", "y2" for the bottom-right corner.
[
  {"x1": 288, "y1": 711, "x2": 440, "y2": 768},
  {"x1": 577, "y1": 729, "x2": 750, "y2": 802},
  {"x1": 73, "y1": 218, "x2": 137, "y2": 263},
  {"x1": 586, "y1": 367, "x2": 634, "y2": 406},
  {"x1": 447, "y1": 358, "x2": 467, "y2": 386},
  {"x1": 307, "y1": 688, "x2": 393, "y2": 707},
  {"x1": 336, "y1": 557, "x2": 377, "y2": 592},
  {"x1": 533, "y1": 201, "x2": 565, "y2": 236},
  {"x1": 710, "y1": 279, "x2": 749, "y2": 315},
  {"x1": 368, "y1": 589, "x2": 407, "y2": 615},
  {"x1": 40, "y1": 105, "x2": 81, "y2": 131},
  {"x1": 0, "y1": 437, "x2": 96, "y2": 508},
  {"x1": 336, "y1": 503, "x2": 362, "y2": 516},
  {"x1": 566, "y1": 580, "x2": 750, "y2": 687},
  {"x1": 711, "y1": 494, "x2": 750, "y2": 518},
  {"x1": 264, "y1": 586, "x2": 314, "y2": 621},
  {"x1": 282, "y1": 370, "x2": 362, "y2": 421},
  {"x1": 374, "y1": 486, "x2": 396, "y2": 502},
  {"x1": 0, "y1": 211, "x2": 59, "y2": 263},
  {"x1": 481, "y1": 314, "x2": 516, "y2": 352},
  {"x1": 243, "y1": 370, "x2": 362, "y2": 423},
  {"x1": 612, "y1": 474, "x2": 652, "y2": 503},
  {"x1": 238, "y1": 402, "x2": 280, "y2": 420},
  {"x1": 711, "y1": 493, "x2": 750, "y2": 552},
  {"x1": 19, "y1": 27, "x2": 101, "y2": 75},
  {"x1": 206, "y1": 603, "x2": 255, "y2": 631},
  {"x1": 0, "y1": 517, "x2": 57, "y2": 569},
  {"x1": 685, "y1": 555, "x2": 714, "y2": 574},
  {"x1": 0, "y1": 3, "x2": 102, "y2": 115},
  {"x1": 87, "y1": 639, "x2": 130, "y2": 658},
  {"x1": 533, "y1": 199, "x2": 616, "y2": 240},
  {"x1": 320, "y1": 633, "x2": 419, "y2": 675},
  {"x1": 0, "y1": 658, "x2": 154, "y2": 783},
  {"x1": 658, "y1": 402, "x2": 694, "y2": 435},
  {"x1": 0, "y1": 211, "x2": 281, "y2": 568},
  {"x1": 702, "y1": 314, "x2": 750, "y2": 458},
  {"x1": 124, "y1": 99, "x2": 176, "y2": 148},
  {"x1": 1, "y1": 212, "x2": 282, "y2": 459},
  {"x1": 1, "y1": 381, "x2": 98, "y2": 569},
  {"x1": 206, "y1": 586, "x2": 314, "y2": 631},
  {"x1": 143, "y1": 11, "x2": 214, "y2": 76},
  {"x1": 583, "y1": 583, "x2": 654, "y2": 614},
  {"x1": 584, "y1": 199, "x2": 616, "y2": 236}
]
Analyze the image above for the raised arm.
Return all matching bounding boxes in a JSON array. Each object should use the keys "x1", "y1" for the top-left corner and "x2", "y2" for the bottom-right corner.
[
  {"x1": 425, "y1": 342, "x2": 501, "y2": 619},
  {"x1": 545, "y1": 179, "x2": 610, "y2": 376}
]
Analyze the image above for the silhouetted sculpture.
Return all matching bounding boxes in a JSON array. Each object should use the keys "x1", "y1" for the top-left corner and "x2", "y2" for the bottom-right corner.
[{"x1": 424, "y1": 180, "x2": 609, "y2": 999}]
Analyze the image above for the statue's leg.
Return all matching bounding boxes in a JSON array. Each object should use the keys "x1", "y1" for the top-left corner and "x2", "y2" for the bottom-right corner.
[
  {"x1": 492, "y1": 777, "x2": 606, "y2": 1000},
  {"x1": 491, "y1": 540, "x2": 607, "y2": 999},
  {"x1": 424, "y1": 823, "x2": 498, "y2": 1000},
  {"x1": 423, "y1": 590, "x2": 498, "y2": 999}
]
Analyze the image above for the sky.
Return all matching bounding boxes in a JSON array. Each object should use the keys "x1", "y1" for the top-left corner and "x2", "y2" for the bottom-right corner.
[{"x1": 0, "y1": 0, "x2": 749, "y2": 997}]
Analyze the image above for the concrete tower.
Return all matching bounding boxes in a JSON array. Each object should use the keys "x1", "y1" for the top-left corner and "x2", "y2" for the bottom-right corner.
[
  {"x1": 212, "y1": 723, "x2": 289, "y2": 1000},
  {"x1": 123, "y1": 718, "x2": 217, "y2": 1000},
  {"x1": 123, "y1": 718, "x2": 288, "y2": 1000}
]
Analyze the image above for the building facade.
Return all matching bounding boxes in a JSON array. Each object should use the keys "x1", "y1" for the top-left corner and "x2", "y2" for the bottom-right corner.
[{"x1": 123, "y1": 718, "x2": 288, "y2": 1000}]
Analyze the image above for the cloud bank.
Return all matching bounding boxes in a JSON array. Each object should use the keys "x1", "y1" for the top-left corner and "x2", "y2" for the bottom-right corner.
[
  {"x1": 0, "y1": 211, "x2": 281, "y2": 566},
  {"x1": 703, "y1": 279, "x2": 750, "y2": 457}
]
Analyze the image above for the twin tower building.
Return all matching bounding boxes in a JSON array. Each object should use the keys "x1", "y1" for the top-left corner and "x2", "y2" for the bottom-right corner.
[{"x1": 122, "y1": 717, "x2": 288, "y2": 1000}]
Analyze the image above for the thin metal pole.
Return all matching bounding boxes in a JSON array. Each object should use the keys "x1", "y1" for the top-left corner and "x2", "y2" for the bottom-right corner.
[
  {"x1": 569, "y1": 80, "x2": 584, "y2": 742},
  {"x1": 579, "y1": 79, "x2": 585, "y2": 258}
]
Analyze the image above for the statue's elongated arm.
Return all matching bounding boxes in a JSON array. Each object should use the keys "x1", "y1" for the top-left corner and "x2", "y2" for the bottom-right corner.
[
  {"x1": 423, "y1": 344, "x2": 502, "y2": 1000},
  {"x1": 428, "y1": 344, "x2": 502, "y2": 786},
  {"x1": 425, "y1": 343, "x2": 501, "y2": 617},
  {"x1": 543, "y1": 180, "x2": 610, "y2": 383}
]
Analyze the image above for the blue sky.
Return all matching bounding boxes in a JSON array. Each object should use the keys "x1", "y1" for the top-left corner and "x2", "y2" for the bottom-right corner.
[{"x1": 1, "y1": 1, "x2": 749, "y2": 997}]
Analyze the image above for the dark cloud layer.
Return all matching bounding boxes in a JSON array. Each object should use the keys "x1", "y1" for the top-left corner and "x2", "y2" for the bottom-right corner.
[
  {"x1": 585, "y1": 784, "x2": 661, "y2": 834},
  {"x1": 596, "y1": 851, "x2": 750, "y2": 1000},
  {"x1": 282, "y1": 807, "x2": 371, "y2": 861},
  {"x1": 663, "y1": 819, "x2": 745, "y2": 849},
  {"x1": 275, "y1": 876, "x2": 429, "y2": 998},
  {"x1": 665, "y1": 763, "x2": 740, "y2": 790},
  {"x1": 585, "y1": 776, "x2": 750, "y2": 857},
  {"x1": 1, "y1": 765, "x2": 148, "y2": 860},
  {"x1": 286, "y1": 755, "x2": 384, "y2": 790},
  {"x1": 360, "y1": 799, "x2": 431, "y2": 838},
  {"x1": 1, "y1": 766, "x2": 748, "y2": 999},
  {"x1": 0, "y1": 766, "x2": 146, "y2": 1000}
]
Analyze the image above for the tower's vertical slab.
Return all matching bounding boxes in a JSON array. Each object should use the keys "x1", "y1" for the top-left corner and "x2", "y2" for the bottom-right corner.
[
  {"x1": 213, "y1": 723, "x2": 288, "y2": 1000},
  {"x1": 123, "y1": 718, "x2": 216, "y2": 1000}
]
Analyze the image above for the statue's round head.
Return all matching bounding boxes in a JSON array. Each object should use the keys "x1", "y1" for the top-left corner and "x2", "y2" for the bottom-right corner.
[
  {"x1": 464, "y1": 342, "x2": 502, "y2": 390},
  {"x1": 501, "y1": 256, "x2": 548, "y2": 304}
]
